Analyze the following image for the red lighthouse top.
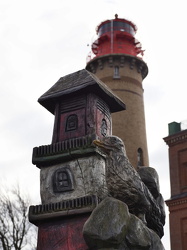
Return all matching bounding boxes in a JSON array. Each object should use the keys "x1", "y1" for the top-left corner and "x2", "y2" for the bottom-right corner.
[{"x1": 87, "y1": 14, "x2": 144, "y2": 63}]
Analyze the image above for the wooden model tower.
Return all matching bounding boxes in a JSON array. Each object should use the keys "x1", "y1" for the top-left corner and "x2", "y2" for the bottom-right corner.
[
  {"x1": 86, "y1": 14, "x2": 149, "y2": 168},
  {"x1": 29, "y1": 69, "x2": 125, "y2": 250},
  {"x1": 164, "y1": 122, "x2": 187, "y2": 250}
]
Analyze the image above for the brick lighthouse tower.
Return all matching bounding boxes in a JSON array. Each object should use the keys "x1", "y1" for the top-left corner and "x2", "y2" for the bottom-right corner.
[{"x1": 86, "y1": 14, "x2": 149, "y2": 168}]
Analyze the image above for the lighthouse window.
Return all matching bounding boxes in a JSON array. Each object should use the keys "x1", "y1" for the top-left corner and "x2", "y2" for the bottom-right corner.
[
  {"x1": 98, "y1": 22, "x2": 111, "y2": 37},
  {"x1": 113, "y1": 66, "x2": 120, "y2": 79},
  {"x1": 137, "y1": 148, "x2": 143, "y2": 166},
  {"x1": 130, "y1": 26, "x2": 135, "y2": 35},
  {"x1": 113, "y1": 21, "x2": 135, "y2": 36},
  {"x1": 98, "y1": 21, "x2": 135, "y2": 37}
]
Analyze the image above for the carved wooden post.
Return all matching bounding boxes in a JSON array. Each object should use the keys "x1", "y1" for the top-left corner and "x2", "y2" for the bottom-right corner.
[{"x1": 29, "y1": 69, "x2": 125, "y2": 250}]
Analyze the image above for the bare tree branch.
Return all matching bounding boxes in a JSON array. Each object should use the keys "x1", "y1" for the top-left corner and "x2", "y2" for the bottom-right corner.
[{"x1": 0, "y1": 186, "x2": 37, "y2": 250}]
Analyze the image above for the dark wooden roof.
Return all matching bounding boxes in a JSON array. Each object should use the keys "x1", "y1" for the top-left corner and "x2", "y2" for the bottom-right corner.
[{"x1": 38, "y1": 69, "x2": 126, "y2": 114}]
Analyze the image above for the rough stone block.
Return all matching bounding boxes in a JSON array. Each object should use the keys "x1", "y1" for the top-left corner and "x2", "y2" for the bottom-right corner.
[
  {"x1": 40, "y1": 155, "x2": 107, "y2": 204},
  {"x1": 83, "y1": 197, "x2": 165, "y2": 250},
  {"x1": 83, "y1": 197, "x2": 130, "y2": 248}
]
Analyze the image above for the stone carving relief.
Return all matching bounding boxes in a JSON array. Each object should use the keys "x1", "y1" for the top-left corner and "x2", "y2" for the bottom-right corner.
[
  {"x1": 53, "y1": 167, "x2": 74, "y2": 193},
  {"x1": 65, "y1": 114, "x2": 78, "y2": 132}
]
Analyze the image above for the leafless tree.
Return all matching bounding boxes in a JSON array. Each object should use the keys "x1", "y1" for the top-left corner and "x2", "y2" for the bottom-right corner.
[{"x1": 0, "y1": 187, "x2": 37, "y2": 250}]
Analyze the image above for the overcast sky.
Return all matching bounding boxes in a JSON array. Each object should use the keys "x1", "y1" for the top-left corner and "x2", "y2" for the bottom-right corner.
[{"x1": 1, "y1": 0, "x2": 187, "y2": 248}]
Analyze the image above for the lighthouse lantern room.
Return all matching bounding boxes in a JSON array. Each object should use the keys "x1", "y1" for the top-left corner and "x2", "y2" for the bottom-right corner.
[{"x1": 89, "y1": 14, "x2": 144, "y2": 62}]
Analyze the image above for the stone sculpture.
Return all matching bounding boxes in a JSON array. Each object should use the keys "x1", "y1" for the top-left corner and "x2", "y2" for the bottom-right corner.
[
  {"x1": 137, "y1": 166, "x2": 166, "y2": 236},
  {"x1": 83, "y1": 197, "x2": 165, "y2": 250},
  {"x1": 86, "y1": 135, "x2": 166, "y2": 249},
  {"x1": 93, "y1": 136, "x2": 165, "y2": 238},
  {"x1": 29, "y1": 69, "x2": 165, "y2": 249}
]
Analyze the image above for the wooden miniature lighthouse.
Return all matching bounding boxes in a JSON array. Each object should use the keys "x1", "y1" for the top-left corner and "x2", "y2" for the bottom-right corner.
[
  {"x1": 29, "y1": 69, "x2": 125, "y2": 249},
  {"x1": 86, "y1": 14, "x2": 149, "y2": 168}
]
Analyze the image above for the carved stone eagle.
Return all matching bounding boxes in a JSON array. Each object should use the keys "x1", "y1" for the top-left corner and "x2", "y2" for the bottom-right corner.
[{"x1": 93, "y1": 136, "x2": 165, "y2": 238}]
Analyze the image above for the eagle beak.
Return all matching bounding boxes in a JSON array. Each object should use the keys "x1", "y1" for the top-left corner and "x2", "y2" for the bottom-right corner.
[
  {"x1": 93, "y1": 139, "x2": 110, "y2": 154},
  {"x1": 93, "y1": 139, "x2": 104, "y2": 148}
]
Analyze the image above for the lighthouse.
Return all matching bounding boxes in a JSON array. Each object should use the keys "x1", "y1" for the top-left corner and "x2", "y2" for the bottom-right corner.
[{"x1": 86, "y1": 14, "x2": 149, "y2": 168}]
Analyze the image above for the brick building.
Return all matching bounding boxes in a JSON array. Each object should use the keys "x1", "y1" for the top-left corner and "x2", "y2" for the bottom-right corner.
[{"x1": 164, "y1": 121, "x2": 187, "y2": 250}]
